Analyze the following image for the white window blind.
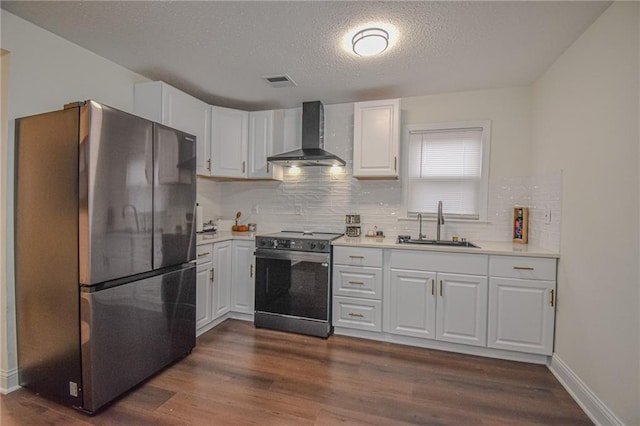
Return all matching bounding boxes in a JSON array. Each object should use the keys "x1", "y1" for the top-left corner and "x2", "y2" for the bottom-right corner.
[{"x1": 406, "y1": 125, "x2": 488, "y2": 219}]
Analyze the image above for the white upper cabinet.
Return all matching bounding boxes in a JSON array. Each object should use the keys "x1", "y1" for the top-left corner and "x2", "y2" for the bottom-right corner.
[
  {"x1": 248, "y1": 110, "x2": 284, "y2": 180},
  {"x1": 210, "y1": 105, "x2": 249, "y2": 178},
  {"x1": 134, "y1": 81, "x2": 211, "y2": 176},
  {"x1": 353, "y1": 98, "x2": 400, "y2": 179}
]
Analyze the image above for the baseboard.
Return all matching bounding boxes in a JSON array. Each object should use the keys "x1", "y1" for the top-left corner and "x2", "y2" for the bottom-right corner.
[
  {"x1": 548, "y1": 354, "x2": 623, "y2": 425},
  {"x1": 0, "y1": 367, "x2": 19, "y2": 394}
]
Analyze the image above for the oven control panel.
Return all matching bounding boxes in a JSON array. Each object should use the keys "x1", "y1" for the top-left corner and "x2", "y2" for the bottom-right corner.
[{"x1": 256, "y1": 237, "x2": 330, "y2": 253}]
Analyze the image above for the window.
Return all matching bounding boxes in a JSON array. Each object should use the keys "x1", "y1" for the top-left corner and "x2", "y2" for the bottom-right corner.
[{"x1": 403, "y1": 121, "x2": 491, "y2": 220}]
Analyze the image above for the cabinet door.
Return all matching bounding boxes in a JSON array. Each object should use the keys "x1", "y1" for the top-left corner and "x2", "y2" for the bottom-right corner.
[
  {"x1": 134, "y1": 81, "x2": 211, "y2": 176},
  {"x1": 212, "y1": 241, "x2": 233, "y2": 318},
  {"x1": 210, "y1": 106, "x2": 248, "y2": 178},
  {"x1": 161, "y1": 86, "x2": 210, "y2": 177},
  {"x1": 248, "y1": 110, "x2": 284, "y2": 180},
  {"x1": 386, "y1": 269, "x2": 437, "y2": 339},
  {"x1": 232, "y1": 241, "x2": 255, "y2": 314},
  {"x1": 436, "y1": 273, "x2": 488, "y2": 347},
  {"x1": 195, "y1": 263, "x2": 213, "y2": 332},
  {"x1": 353, "y1": 99, "x2": 400, "y2": 179},
  {"x1": 488, "y1": 277, "x2": 555, "y2": 355}
]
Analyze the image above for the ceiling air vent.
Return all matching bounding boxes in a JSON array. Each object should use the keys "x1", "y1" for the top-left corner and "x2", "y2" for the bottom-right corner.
[{"x1": 263, "y1": 74, "x2": 297, "y2": 88}]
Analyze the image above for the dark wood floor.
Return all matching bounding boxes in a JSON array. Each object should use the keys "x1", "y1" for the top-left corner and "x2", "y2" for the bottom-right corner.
[{"x1": 2, "y1": 319, "x2": 591, "y2": 425}]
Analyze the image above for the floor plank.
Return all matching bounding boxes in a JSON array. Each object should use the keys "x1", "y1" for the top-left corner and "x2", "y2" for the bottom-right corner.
[{"x1": 1, "y1": 319, "x2": 592, "y2": 425}]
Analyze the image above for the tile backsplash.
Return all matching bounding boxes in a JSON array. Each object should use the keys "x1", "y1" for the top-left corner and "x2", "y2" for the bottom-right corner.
[{"x1": 209, "y1": 169, "x2": 561, "y2": 251}]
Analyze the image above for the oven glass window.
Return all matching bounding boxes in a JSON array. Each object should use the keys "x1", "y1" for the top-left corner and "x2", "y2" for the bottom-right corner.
[{"x1": 255, "y1": 257, "x2": 329, "y2": 321}]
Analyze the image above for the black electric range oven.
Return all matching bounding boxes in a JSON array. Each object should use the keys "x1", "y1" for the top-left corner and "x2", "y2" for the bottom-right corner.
[{"x1": 254, "y1": 231, "x2": 343, "y2": 338}]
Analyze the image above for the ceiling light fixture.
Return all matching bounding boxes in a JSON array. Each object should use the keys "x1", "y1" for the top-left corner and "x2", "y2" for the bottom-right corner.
[{"x1": 352, "y1": 27, "x2": 389, "y2": 57}]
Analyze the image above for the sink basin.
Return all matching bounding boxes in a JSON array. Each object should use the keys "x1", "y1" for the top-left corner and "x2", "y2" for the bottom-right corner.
[{"x1": 397, "y1": 238, "x2": 480, "y2": 248}]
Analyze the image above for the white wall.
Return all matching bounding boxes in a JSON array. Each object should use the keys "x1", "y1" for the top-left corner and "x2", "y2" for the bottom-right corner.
[
  {"x1": 402, "y1": 87, "x2": 532, "y2": 178},
  {"x1": 531, "y1": 2, "x2": 639, "y2": 424},
  {"x1": 0, "y1": 10, "x2": 149, "y2": 392}
]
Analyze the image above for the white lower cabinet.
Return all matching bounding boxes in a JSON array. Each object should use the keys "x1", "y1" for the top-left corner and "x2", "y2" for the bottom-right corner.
[
  {"x1": 212, "y1": 240, "x2": 233, "y2": 319},
  {"x1": 196, "y1": 244, "x2": 214, "y2": 333},
  {"x1": 488, "y1": 256, "x2": 557, "y2": 355},
  {"x1": 197, "y1": 239, "x2": 255, "y2": 335},
  {"x1": 333, "y1": 296, "x2": 382, "y2": 331},
  {"x1": 232, "y1": 240, "x2": 255, "y2": 315},
  {"x1": 387, "y1": 266, "x2": 487, "y2": 347},
  {"x1": 332, "y1": 247, "x2": 383, "y2": 332},
  {"x1": 333, "y1": 246, "x2": 558, "y2": 361},
  {"x1": 387, "y1": 269, "x2": 436, "y2": 339},
  {"x1": 436, "y1": 273, "x2": 488, "y2": 347}
]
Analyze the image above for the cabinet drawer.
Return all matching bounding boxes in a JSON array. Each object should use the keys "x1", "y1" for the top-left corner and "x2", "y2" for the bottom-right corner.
[
  {"x1": 333, "y1": 296, "x2": 382, "y2": 332},
  {"x1": 390, "y1": 250, "x2": 488, "y2": 275},
  {"x1": 490, "y1": 256, "x2": 556, "y2": 281},
  {"x1": 196, "y1": 244, "x2": 213, "y2": 265},
  {"x1": 333, "y1": 265, "x2": 382, "y2": 300},
  {"x1": 333, "y1": 247, "x2": 383, "y2": 267}
]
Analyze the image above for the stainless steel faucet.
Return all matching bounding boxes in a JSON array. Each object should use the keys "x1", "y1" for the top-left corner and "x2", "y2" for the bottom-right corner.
[
  {"x1": 417, "y1": 213, "x2": 426, "y2": 240},
  {"x1": 436, "y1": 200, "x2": 445, "y2": 241}
]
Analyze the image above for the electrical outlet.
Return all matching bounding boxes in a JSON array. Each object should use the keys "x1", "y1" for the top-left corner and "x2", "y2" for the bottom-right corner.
[
  {"x1": 252, "y1": 204, "x2": 259, "y2": 214},
  {"x1": 544, "y1": 209, "x2": 552, "y2": 224},
  {"x1": 294, "y1": 205, "x2": 302, "y2": 215}
]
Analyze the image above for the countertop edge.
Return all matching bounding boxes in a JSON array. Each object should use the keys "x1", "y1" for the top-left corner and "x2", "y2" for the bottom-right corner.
[
  {"x1": 331, "y1": 237, "x2": 560, "y2": 258},
  {"x1": 197, "y1": 232, "x2": 255, "y2": 245}
]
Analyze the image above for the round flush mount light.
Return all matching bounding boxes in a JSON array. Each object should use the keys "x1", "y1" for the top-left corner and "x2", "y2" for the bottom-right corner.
[
  {"x1": 352, "y1": 28, "x2": 389, "y2": 57},
  {"x1": 343, "y1": 23, "x2": 398, "y2": 57}
]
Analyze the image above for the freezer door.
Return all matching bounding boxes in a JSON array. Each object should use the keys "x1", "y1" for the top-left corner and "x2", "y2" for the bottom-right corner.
[
  {"x1": 153, "y1": 123, "x2": 197, "y2": 268},
  {"x1": 80, "y1": 101, "x2": 154, "y2": 285},
  {"x1": 80, "y1": 265, "x2": 196, "y2": 413}
]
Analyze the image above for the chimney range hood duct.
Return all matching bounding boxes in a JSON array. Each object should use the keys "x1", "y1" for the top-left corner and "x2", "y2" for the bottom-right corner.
[{"x1": 267, "y1": 101, "x2": 346, "y2": 167}]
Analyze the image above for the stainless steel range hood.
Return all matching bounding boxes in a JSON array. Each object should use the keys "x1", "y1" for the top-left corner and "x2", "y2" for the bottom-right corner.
[{"x1": 267, "y1": 101, "x2": 346, "y2": 167}]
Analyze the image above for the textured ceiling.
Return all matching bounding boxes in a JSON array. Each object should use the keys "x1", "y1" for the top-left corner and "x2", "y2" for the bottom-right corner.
[{"x1": 1, "y1": 1, "x2": 611, "y2": 110}]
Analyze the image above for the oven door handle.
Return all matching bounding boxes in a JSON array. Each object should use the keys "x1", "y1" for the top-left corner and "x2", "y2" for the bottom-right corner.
[{"x1": 254, "y1": 249, "x2": 330, "y2": 263}]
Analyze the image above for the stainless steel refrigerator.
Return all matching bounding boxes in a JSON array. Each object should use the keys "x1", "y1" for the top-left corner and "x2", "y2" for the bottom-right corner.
[{"x1": 14, "y1": 100, "x2": 197, "y2": 413}]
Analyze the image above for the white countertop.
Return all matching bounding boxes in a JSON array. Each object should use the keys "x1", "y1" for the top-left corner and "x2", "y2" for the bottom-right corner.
[
  {"x1": 332, "y1": 236, "x2": 559, "y2": 258},
  {"x1": 196, "y1": 231, "x2": 255, "y2": 245}
]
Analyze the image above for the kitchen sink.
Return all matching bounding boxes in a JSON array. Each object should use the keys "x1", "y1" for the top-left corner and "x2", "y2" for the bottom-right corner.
[{"x1": 396, "y1": 237, "x2": 480, "y2": 248}]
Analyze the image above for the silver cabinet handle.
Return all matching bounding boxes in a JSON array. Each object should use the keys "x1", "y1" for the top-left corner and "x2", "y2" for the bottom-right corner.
[
  {"x1": 250, "y1": 264, "x2": 253, "y2": 278},
  {"x1": 198, "y1": 252, "x2": 210, "y2": 257},
  {"x1": 349, "y1": 255, "x2": 364, "y2": 259},
  {"x1": 348, "y1": 281, "x2": 365, "y2": 285},
  {"x1": 550, "y1": 289, "x2": 555, "y2": 307},
  {"x1": 210, "y1": 268, "x2": 214, "y2": 282},
  {"x1": 513, "y1": 266, "x2": 534, "y2": 270},
  {"x1": 348, "y1": 313, "x2": 364, "y2": 318}
]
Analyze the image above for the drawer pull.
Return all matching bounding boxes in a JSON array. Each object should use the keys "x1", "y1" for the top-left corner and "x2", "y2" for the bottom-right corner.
[
  {"x1": 513, "y1": 266, "x2": 534, "y2": 270},
  {"x1": 198, "y1": 252, "x2": 210, "y2": 257},
  {"x1": 550, "y1": 289, "x2": 555, "y2": 307},
  {"x1": 348, "y1": 312, "x2": 364, "y2": 318},
  {"x1": 349, "y1": 255, "x2": 365, "y2": 259},
  {"x1": 348, "y1": 281, "x2": 365, "y2": 285}
]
